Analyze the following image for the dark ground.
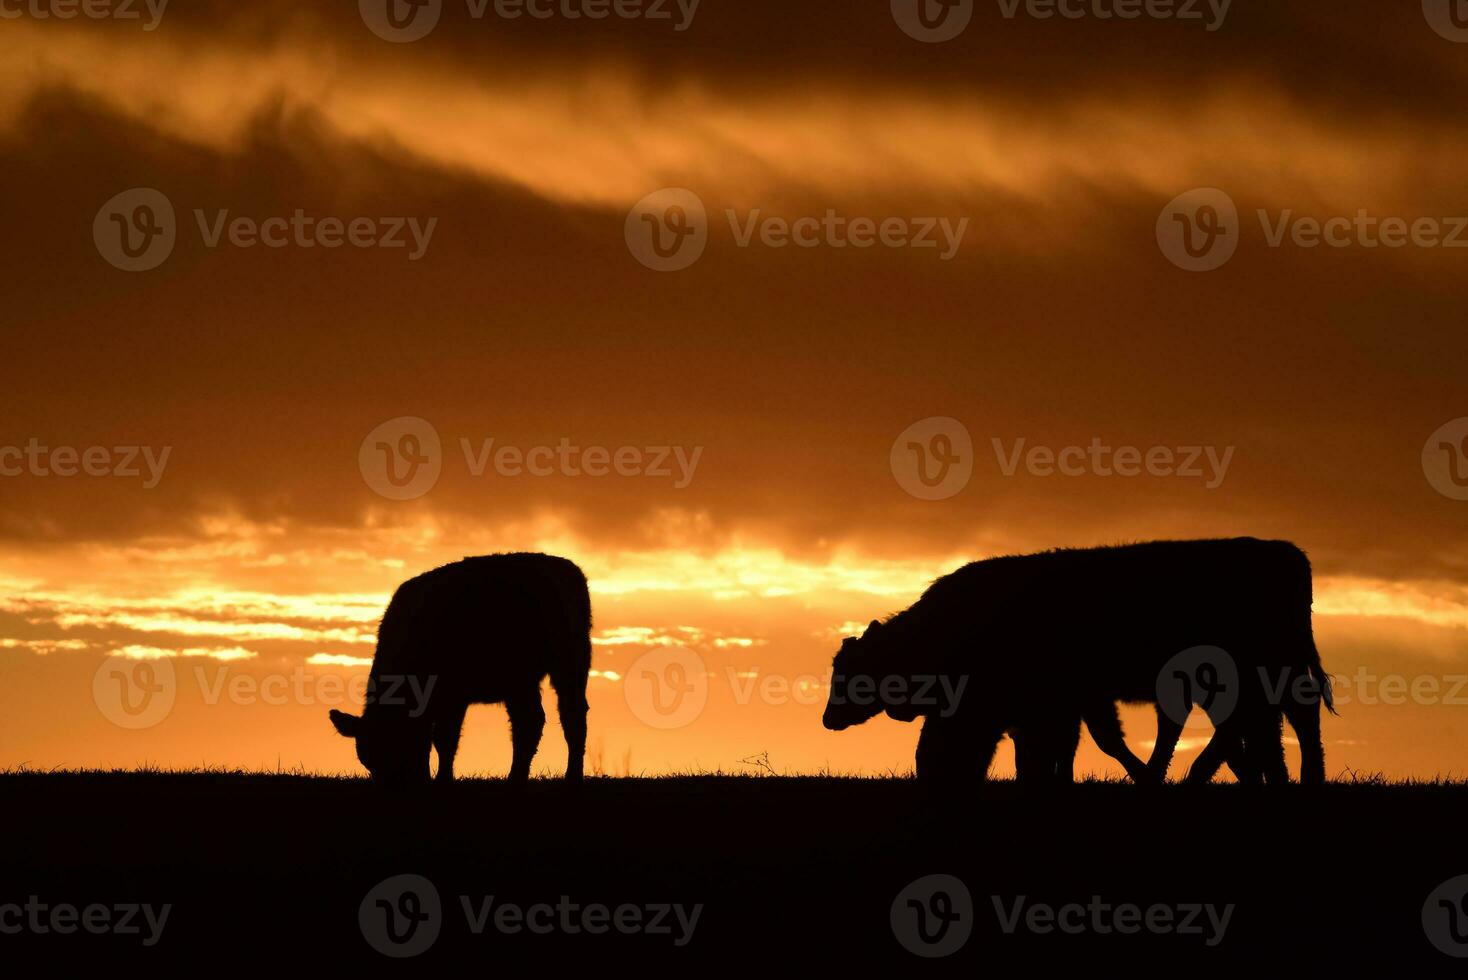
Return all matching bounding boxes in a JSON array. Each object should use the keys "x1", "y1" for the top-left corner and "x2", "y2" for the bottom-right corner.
[{"x1": 2, "y1": 771, "x2": 1465, "y2": 969}]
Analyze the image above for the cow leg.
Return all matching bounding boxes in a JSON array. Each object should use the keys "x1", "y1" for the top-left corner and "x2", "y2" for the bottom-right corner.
[
  {"x1": 1284, "y1": 695, "x2": 1326, "y2": 786},
  {"x1": 1184, "y1": 720, "x2": 1240, "y2": 784},
  {"x1": 1223, "y1": 734, "x2": 1258, "y2": 784},
  {"x1": 551, "y1": 667, "x2": 589, "y2": 782},
  {"x1": 1011, "y1": 727, "x2": 1044, "y2": 784},
  {"x1": 1248, "y1": 709, "x2": 1289, "y2": 786},
  {"x1": 917, "y1": 715, "x2": 1007, "y2": 784},
  {"x1": 506, "y1": 691, "x2": 546, "y2": 784},
  {"x1": 1012, "y1": 713, "x2": 1078, "y2": 786},
  {"x1": 1146, "y1": 707, "x2": 1184, "y2": 783},
  {"x1": 1083, "y1": 703, "x2": 1149, "y2": 784},
  {"x1": 916, "y1": 714, "x2": 960, "y2": 783},
  {"x1": 915, "y1": 715, "x2": 943, "y2": 781},
  {"x1": 432, "y1": 702, "x2": 468, "y2": 784},
  {"x1": 1053, "y1": 716, "x2": 1083, "y2": 784}
]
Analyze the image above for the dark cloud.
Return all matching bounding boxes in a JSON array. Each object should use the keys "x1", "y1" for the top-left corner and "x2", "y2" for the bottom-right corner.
[{"x1": 0, "y1": 2, "x2": 1464, "y2": 592}]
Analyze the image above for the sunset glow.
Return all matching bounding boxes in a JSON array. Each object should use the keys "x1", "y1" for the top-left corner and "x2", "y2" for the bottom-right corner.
[{"x1": 2, "y1": 2, "x2": 1466, "y2": 783}]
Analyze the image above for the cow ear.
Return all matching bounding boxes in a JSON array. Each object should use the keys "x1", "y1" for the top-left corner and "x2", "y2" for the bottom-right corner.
[{"x1": 329, "y1": 709, "x2": 361, "y2": 737}]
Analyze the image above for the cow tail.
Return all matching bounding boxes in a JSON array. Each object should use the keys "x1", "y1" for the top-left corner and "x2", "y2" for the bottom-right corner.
[{"x1": 1310, "y1": 657, "x2": 1335, "y2": 715}]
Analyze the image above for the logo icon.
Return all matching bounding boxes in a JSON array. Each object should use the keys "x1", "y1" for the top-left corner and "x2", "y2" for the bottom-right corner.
[
  {"x1": 625, "y1": 188, "x2": 708, "y2": 272},
  {"x1": 623, "y1": 646, "x2": 709, "y2": 729},
  {"x1": 1424, "y1": 875, "x2": 1468, "y2": 956},
  {"x1": 1424, "y1": 0, "x2": 1468, "y2": 41},
  {"x1": 359, "y1": 417, "x2": 443, "y2": 501},
  {"x1": 1157, "y1": 188, "x2": 1240, "y2": 272},
  {"x1": 360, "y1": 874, "x2": 442, "y2": 957},
  {"x1": 890, "y1": 417, "x2": 973, "y2": 501},
  {"x1": 891, "y1": 874, "x2": 972, "y2": 957},
  {"x1": 92, "y1": 654, "x2": 177, "y2": 729},
  {"x1": 94, "y1": 188, "x2": 176, "y2": 272},
  {"x1": 1423, "y1": 418, "x2": 1468, "y2": 501},
  {"x1": 1155, "y1": 645, "x2": 1239, "y2": 730},
  {"x1": 360, "y1": 0, "x2": 442, "y2": 42},
  {"x1": 891, "y1": 0, "x2": 973, "y2": 43}
]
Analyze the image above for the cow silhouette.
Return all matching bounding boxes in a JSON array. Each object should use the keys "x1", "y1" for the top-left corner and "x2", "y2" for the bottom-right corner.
[
  {"x1": 823, "y1": 538, "x2": 1333, "y2": 785},
  {"x1": 329, "y1": 553, "x2": 591, "y2": 785}
]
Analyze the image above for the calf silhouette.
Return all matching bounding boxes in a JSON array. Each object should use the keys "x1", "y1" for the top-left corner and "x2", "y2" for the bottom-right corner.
[
  {"x1": 823, "y1": 538, "x2": 1333, "y2": 786},
  {"x1": 329, "y1": 553, "x2": 591, "y2": 785}
]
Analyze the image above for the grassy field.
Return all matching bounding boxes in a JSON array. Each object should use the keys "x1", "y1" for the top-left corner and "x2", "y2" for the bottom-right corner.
[{"x1": 2, "y1": 769, "x2": 1465, "y2": 968}]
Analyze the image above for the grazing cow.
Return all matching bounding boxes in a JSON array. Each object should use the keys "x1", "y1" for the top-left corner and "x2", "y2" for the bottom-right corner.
[
  {"x1": 329, "y1": 553, "x2": 592, "y2": 786},
  {"x1": 822, "y1": 538, "x2": 1333, "y2": 786}
]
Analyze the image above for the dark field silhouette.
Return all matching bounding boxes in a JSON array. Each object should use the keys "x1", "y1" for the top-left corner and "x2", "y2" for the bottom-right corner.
[
  {"x1": 329, "y1": 554, "x2": 591, "y2": 785},
  {"x1": 4, "y1": 542, "x2": 1431, "y2": 968},
  {"x1": 2, "y1": 769, "x2": 1463, "y2": 968},
  {"x1": 825, "y1": 538, "x2": 1331, "y2": 786}
]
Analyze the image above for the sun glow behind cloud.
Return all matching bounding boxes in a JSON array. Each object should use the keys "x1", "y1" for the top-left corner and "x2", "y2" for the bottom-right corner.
[{"x1": 2, "y1": 516, "x2": 1465, "y2": 664}]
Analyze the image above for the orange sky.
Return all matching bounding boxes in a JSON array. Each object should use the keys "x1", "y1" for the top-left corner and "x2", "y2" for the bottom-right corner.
[{"x1": 1, "y1": 2, "x2": 1466, "y2": 779}]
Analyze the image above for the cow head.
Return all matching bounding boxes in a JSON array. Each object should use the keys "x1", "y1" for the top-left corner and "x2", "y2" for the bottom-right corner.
[
  {"x1": 328, "y1": 709, "x2": 431, "y2": 786},
  {"x1": 822, "y1": 620, "x2": 894, "y2": 731}
]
